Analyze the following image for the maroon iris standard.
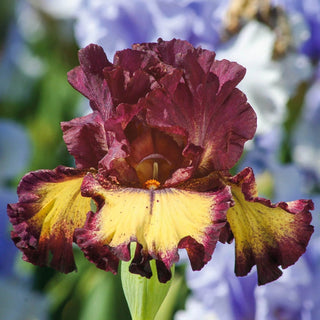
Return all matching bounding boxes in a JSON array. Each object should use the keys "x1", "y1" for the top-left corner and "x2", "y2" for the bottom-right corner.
[{"x1": 8, "y1": 39, "x2": 314, "y2": 285}]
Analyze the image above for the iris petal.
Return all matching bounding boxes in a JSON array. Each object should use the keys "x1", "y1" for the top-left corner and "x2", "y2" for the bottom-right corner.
[
  {"x1": 67, "y1": 44, "x2": 112, "y2": 115},
  {"x1": 7, "y1": 166, "x2": 91, "y2": 273},
  {"x1": 75, "y1": 173, "x2": 232, "y2": 282},
  {"x1": 225, "y1": 167, "x2": 314, "y2": 285},
  {"x1": 144, "y1": 40, "x2": 257, "y2": 174},
  {"x1": 61, "y1": 112, "x2": 109, "y2": 169}
]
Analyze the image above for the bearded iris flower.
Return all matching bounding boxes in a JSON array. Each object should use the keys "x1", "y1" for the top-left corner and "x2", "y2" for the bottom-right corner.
[{"x1": 7, "y1": 39, "x2": 314, "y2": 285}]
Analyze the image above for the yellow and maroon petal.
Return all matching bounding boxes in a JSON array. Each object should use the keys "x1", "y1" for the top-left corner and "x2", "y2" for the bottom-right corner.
[
  {"x1": 7, "y1": 166, "x2": 92, "y2": 273},
  {"x1": 75, "y1": 173, "x2": 232, "y2": 282},
  {"x1": 226, "y1": 167, "x2": 314, "y2": 285}
]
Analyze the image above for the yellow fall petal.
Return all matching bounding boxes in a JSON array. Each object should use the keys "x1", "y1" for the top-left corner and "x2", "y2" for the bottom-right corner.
[
  {"x1": 95, "y1": 188, "x2": 221, "y2": 259},
  {"x1": 226, "y1": 167, "x2": 313, "y2": 285},
  {"x1": 76, "y1": 174, "x2": 231, "y2": 282},
  {"x1": 30, "y1": 176, "x2": 91, "y2": 245},
  {"x1": 8, "y1": 167, "x2": 92, "y2": 272},
  {"x1": 30, "y1": 174, "x2": 92, "y2": 272}
]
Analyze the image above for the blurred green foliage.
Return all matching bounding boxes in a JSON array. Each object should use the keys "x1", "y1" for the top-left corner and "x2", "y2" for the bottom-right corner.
[
  {"x1": 280, "y1": 82, "x2": 308, "y2": 164},
  {"x1": 45, "y1": 250, "x2": 131, "y2": 320},
  {"x1": 0, "y1": 1, "x2": 80, "y2": 174},
  {"x1": 0, "y1": 0, "x2": 15, "y2": 46}
]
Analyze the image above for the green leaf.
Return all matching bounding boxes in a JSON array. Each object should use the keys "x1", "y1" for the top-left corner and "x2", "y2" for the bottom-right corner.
[
  {"x1": 155, "y1": 273, "x2": 184, "y2": 320},
  {"x1": 78, "y1": 272, "x2": 119, "y2": 320},
  {"x1": 121, "y1": 244, "x2": 174, "y2": 320}
]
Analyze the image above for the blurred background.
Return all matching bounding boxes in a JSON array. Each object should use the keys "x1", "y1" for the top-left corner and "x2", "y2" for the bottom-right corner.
[{"x1": 1, "y1": 0, "x2": 320, "y2": 319}]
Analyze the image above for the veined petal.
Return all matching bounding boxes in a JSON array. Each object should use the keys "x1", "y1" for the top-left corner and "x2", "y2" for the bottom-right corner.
[
  {"x1": 144, "y1": 45, "x2": 256, "y2": 174},
  {"x1": 76, "y1": 174, "x2": 232, "y2": 282},
  {"x1": 7, "y1": 166, "x2": 92, "y2": 273},
  {"x1": 114, "y1": 47, "x2": 159, "y2": 74},
  {"x1": 133, "y1": 38, "x2": 196, "y2": 69},
  {"x1": 226, "y1": 167, "x2": 314, "y2": 285},
  {"x1": 98, "y1": 137, "x2": 140, "y2": 187},
  {"x1": 103, "y1": 67, "x2": 152, "y2": 105},
  {"x1": 67, "y1": 44, "x2": 113, "y2": 116},
  {"x1": 61, "y1": 112, "x2": 109, "y2": 169},
  {"x1": 210, "y1": 59, "x2": 247, "y2": 105}
]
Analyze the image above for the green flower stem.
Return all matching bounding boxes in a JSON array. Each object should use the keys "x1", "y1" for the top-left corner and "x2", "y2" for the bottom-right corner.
[
  {"x1": 155, "y1": 273, "x2": 184, "y2": 320},
  {"x1": 121, "y1": 245, "x2": 174, "y2": 320}
]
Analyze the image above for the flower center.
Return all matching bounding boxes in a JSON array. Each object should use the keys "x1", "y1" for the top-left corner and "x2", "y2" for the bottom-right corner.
[
  {"x1": 142, "y1": 160, "x2": 160, "y2": 189},
  {"x1": 144, "y1": 179, "x2": 161, "y2": 190},
  {"x1": 125, "y1": 123, "x2": 186, "y2": 188},
  {"x1": 135, "y1": 153, "x2": 173, "y2": 187}
]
